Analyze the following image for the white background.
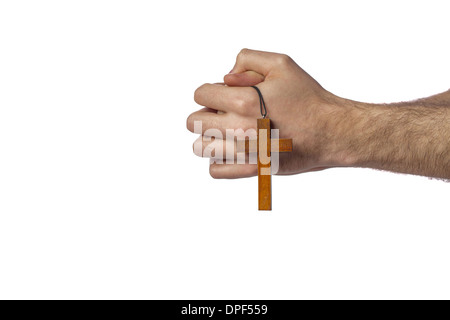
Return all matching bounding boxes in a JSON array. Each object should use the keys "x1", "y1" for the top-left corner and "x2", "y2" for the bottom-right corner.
[{"x1": 0, "y1": 0, "x2": 449, "y2": 299}]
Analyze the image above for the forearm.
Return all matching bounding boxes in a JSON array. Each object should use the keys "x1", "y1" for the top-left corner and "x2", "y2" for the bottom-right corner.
[
  {"x1": 189, "y1": 49, "x2": 450, "y2": 180},
  {"x1": 327, "y1": 92, "x2": 450, "y2": 180}
]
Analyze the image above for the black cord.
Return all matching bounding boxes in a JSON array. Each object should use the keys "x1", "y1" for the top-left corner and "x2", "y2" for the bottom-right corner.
[{"x1": 251, "y1": 85, "x2": 267, "y2": 118}]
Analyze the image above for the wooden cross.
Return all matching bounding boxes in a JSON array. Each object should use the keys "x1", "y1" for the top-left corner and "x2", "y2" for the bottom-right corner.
[{"x1": 240, "y1": 118, "x2": 293, "y2": 211}]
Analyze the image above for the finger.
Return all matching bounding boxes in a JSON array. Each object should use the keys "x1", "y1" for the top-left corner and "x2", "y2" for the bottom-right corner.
[
  {"x1": 193, "y1": 136, "x2": 233, "y2": 159},
  {"x1": 186, "y1": 109, "x2": 223, "y2": 134},
  {"x1": 197, "y1": 107, "x2": 217, "y2": 113},
  {"x1": 231, "y1": 48, "x2": 291, "y2": 76},
  {"x1": 224, "y1": 70, "x2": 265, "y2": 87},
  {"x1": 186, "y1": 109, "x2": 256, "y2": 135},
  {"x1": 193, "y1": 83, "x2": 260, "y2": 117},
  {"x1": 209, "y1": 163, "x2": 257, "y2": 179},
  {"x1": 193, "y1": 136, "x2": 257, "y2": 163}
]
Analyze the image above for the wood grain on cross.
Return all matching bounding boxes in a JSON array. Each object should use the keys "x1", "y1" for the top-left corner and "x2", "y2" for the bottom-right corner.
[{"x1": 239, "y1": 118, "x2": 293, "y2": 211}]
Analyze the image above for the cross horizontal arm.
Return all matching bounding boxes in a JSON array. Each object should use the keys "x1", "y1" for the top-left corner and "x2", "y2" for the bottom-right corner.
[{"x1": 237, "y1": 139, "x2": 293, "y2": 153}]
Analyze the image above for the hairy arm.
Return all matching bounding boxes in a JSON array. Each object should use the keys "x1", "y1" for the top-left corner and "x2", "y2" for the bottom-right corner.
[
  {"x1": 330, "y1": 91, "x2": 450, "y2": 180},
  {"x1": 188, "y1": 49, "x2": 450, "y2": 181}
]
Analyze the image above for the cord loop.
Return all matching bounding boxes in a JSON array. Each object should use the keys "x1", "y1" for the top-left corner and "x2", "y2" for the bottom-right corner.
[{"x1": 251, "y1": 86, "x2": 267, "y2": 118}]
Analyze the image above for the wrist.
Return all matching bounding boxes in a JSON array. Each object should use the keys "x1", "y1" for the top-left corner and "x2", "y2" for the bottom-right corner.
[{"x1": 317, "y1": 94, "x2": 365, "y2": 168}]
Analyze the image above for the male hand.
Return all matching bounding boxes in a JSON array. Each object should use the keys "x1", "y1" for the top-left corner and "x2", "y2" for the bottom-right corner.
[{"x1": 187, "y1": 49, "x2": 341, "y2": 178}]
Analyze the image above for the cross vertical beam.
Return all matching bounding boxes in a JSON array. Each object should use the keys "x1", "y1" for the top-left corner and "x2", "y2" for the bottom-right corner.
[
  {"x1": 258, "y1": 118, "x2": 271, "y2": 211},
  {"x1": 236, "y1": 118, "x2": 292, "y2": 211}
]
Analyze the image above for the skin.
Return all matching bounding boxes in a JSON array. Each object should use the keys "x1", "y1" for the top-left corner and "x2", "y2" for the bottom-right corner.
[{"x1": 187, "y1": 49, "x2": 450, "y2": 180}]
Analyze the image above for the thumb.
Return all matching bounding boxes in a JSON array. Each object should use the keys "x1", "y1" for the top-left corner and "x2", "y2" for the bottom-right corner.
[
  {"x1": 224, "y1": 70, "x2": 264, "y2": 87},
  {"x1": 231, "y1": 48, "x2": 286, "y2": 76}
]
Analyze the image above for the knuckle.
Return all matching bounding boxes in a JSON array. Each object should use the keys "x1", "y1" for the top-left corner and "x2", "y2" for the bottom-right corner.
[
  {"x1": 209, "y1": 164, "x2": 219, "y2": 179},
  {"x1": 237, "y1": 48, "x2": 248, "y2": 60},
  {"x1": 186, "y1": 114, "x2": 194, "y2": 132},
  {"x1": 232, "y1": 97, "x2": 248, "y2": 114},
  {"x1": 187, "y1": 113, "x2": 202, "y2": 133},
  {"x1": 275, "y1": 53, "x2": 292, "y2": 66},
  {"x1": 234, "y1": 118, "x2": 255, "y2": 134},
  {"x1": 192, "y1": 141, "x2": 202, "y2": 157},
  {"x1": 231, "y1": 90, "x2": 257, "y2": 115},
  {"x1": 194, "y1": 84, "x2": 207, "y2": 104}
]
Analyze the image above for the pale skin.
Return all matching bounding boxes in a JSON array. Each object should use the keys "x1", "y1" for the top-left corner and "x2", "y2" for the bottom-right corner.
[{"x1": 187, "y1": 49, "x2": 450, "y2": 180}]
